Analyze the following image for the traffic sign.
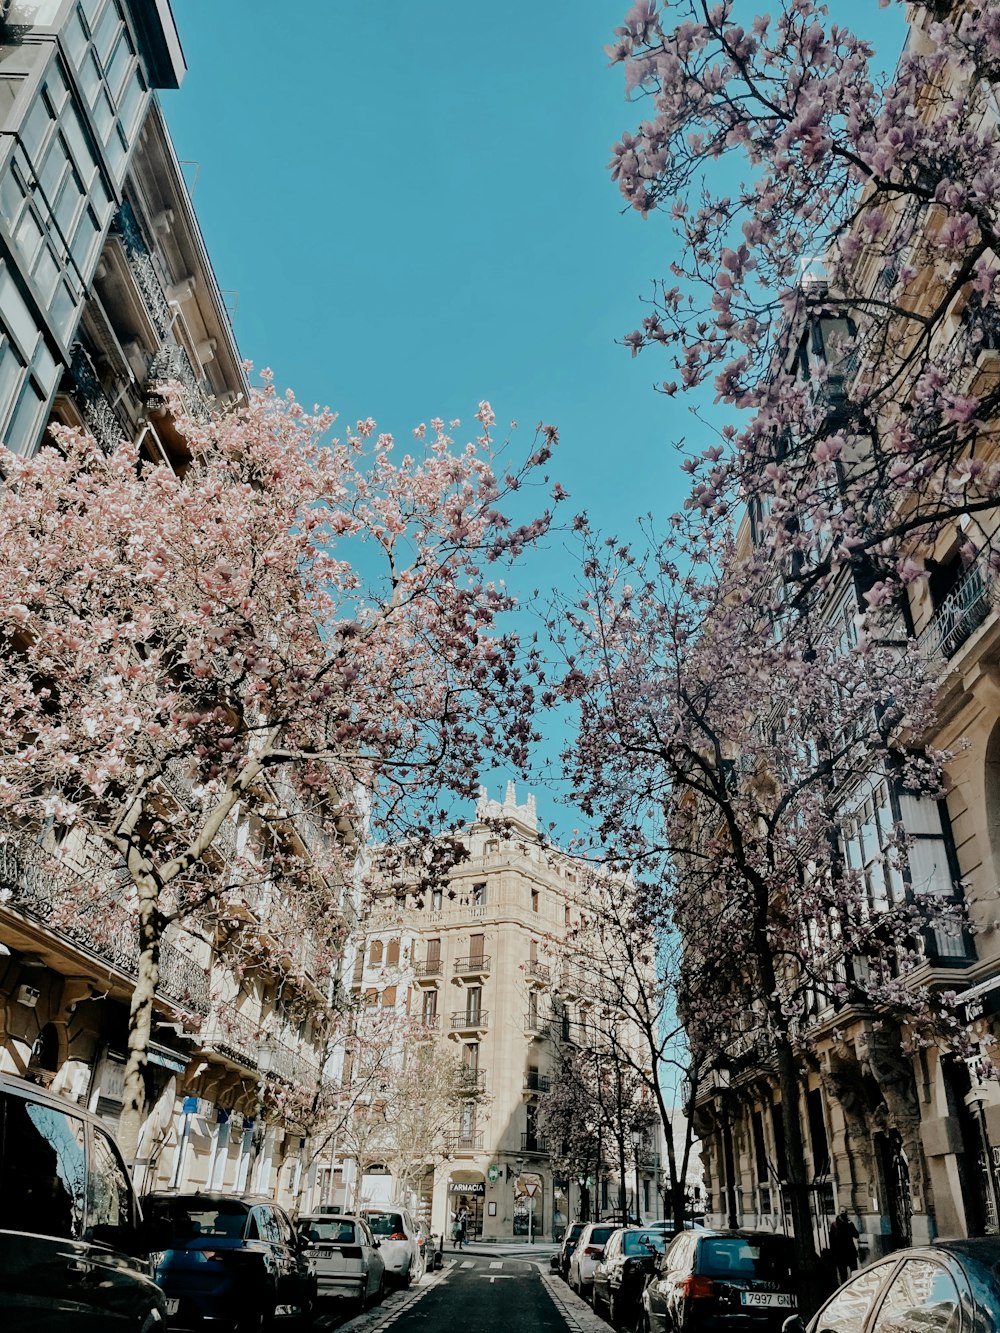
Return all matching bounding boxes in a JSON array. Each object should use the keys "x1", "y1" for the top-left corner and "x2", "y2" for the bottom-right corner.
[{"x1": 524, "y1": 1181, "x2": 539, "y2": 1198}]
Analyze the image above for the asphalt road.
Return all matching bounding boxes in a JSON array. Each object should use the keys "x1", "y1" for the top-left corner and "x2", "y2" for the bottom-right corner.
[{"x1": 314, "y1": 1244, "x2": 609, "y2": 1333}]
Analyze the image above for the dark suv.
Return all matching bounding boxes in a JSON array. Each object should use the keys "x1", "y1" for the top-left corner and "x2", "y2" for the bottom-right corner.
[
  {"x1": 0, "y1": 1070, "x2": 168, "y2": 1331},
  {"x1": 643, "y1": 1229, "x2": 799, "y2": 1333},
  {"x1": 558, "y1": 1220, "x2": 587, "y2": 1279},
  {"x1": 144, "y1": 1192, "x2": 316, "y2": 1330}
]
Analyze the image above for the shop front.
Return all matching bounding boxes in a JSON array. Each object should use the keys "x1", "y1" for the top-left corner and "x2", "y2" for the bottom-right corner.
[{"x1": 449, "y1": 1174, "x2": 486, "y2": 1238}]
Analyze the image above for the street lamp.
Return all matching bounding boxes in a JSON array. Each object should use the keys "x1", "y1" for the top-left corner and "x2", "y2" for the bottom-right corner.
[{"x1": 631, "y1": 1127, "x2": 642, "y2": 1226}]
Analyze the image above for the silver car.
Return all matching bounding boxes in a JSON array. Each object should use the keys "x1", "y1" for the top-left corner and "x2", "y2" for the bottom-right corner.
[
  {"x1": 297, "y1": 1213, "x2": 385, "y2": 1307},
  {"x1": 359, "y1": 1205, "x2": 422, "y2": 1287}
]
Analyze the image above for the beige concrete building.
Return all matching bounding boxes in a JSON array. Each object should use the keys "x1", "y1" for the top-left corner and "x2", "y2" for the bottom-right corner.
[{"x1": 344, "y1": 783, "x2": 665, "y2": 1241}]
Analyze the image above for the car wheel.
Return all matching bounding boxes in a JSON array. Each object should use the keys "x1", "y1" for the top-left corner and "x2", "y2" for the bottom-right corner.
[
  {"x1": 376, "y1": 1274, "x2": 386, "y2": 1304},
  {"x1": 609, "y1": 1291, "x2": 622, "y2": 1328},
  {"x1": 401, "y1": 1262, "x2": 412, "y2": 1290}
]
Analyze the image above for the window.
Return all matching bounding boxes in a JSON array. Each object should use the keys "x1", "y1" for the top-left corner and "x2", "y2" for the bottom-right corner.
[
  {"x1": 427, "y1": 938, "x2": 441, "y2": 963},
  {"x1": 0, "y1": 1094, "x2": 86, "y2": 1238},
  {"x1": 431, "y1": 888, "x2": 443, "y2": 912},
  {"x1": 464, "y1": 1042, "x2": 479, "y2": 1072},
  {"x1": 472, "y1": 881, "x2": 486, "y2": 906},
  {"x1": 86, "y1": 1126, "x2": 134, "y2": 1240},
  {"x1": 422, "y1": 990, "x2": 437, "y2": 1024},
  {"x1": 469, "y1": 933, "x2": 484, "y2": 964},
  {"x1": 814, "y1": 1261, "x2": 893, "y2": 1333},
  {"x1": 531, "y1": 888, "x2": 539, "y2": 912},
  {"x1": 466, "y1": 986, "x2": 482, "y2": 1022},
  {"x1": 385, "y1": 938, "x2": 400, "y2": 967},
  {"x1": 369, "y1": 939, "x2": 383, "y2": 966},
  {"x1": 872, "y1": 1260, "x2": 959, "y2": 1333},
  {"x1": 381, "y1": 985, "x2": 396, "y2": 1007}
]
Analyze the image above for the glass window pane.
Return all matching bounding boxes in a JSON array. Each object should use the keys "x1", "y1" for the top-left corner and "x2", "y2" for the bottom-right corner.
[
  {"x1": 21, "y1": 94, "x2": 53, "y2": 160},
  {"x1": 50, "y1": 277, "x2": 79, "y2": 338},
  {"x1": 54, "y1": 164, "x2": 84, "y2": 235},
  {"x1": 105, "y1": 122, "x2": 126, "y2": 178},
  {"x1": 0, "y1": 1094, "x2": 87, "y2": 1237},
  {"x1": 45, "y1": 62, "x2": 69, "y2": 113},
  {"x1": 871, "y1": 1259, "x2": 959, "y2": 1333},
  {"x1": 93, "y1": 89, "x2": 114, "y2": 142},
  {"x1": 32, "y1": 339, "x2": 58, "y2": 395},
  {"x1": 119, "y1": 68, "x2": 145, "y2": 136},
  {"x1": 814, "y1": 1261, "x2": 892, "y2": 1333},
  {"x1": 6, "y1": 376, "x2": 45, "y2": 453},
  {"x1": 86, "y1": 1128, "x2": 134, "y2": 1237},
  {"x1": 0, "y1": 265, "x2": 40, "y2": 353},
  {"x1": 92, "y1": 1, "x2": 120, "y2": 64},
  {"x1": 15, "y1": 207, "x2": 44, "y2": 267},
  {"x1": 0, "y1": 339, "x2": 25, "y2": 414},
  {"x1": 32, "y1": 242, "x2": 60, "y2": 303},
  {"x1": 65, "y1": 10, "x2": 89, "y2": 67},
  {"x1": 70, "y1": 204, "x2": 100, "y2": 270},
  {"x1": 909, "y1": 839, "x2": 952, "y2": 896},
  {"x1": 899, "y1": 793, "x2": 943, "y2": 836},
  {"x1": 78, "y1": 51, "x2": 102, "y2": 107},
  {"x1": 61, "y1": 105, "x2": 97, "y2": 178},
  {"x1": 106, "y1": 31, "x2": 131, "y2": 100}
]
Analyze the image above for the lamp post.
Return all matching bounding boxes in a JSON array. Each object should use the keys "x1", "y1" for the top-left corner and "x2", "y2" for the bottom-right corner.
[{"x1": 631, "y1": 1127, "x2": 642, "y2": 1226}]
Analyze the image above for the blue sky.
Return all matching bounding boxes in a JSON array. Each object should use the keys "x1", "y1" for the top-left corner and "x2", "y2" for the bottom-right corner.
[{"x1": 163, "y1": 1, "x2": 906, "y2": 827}]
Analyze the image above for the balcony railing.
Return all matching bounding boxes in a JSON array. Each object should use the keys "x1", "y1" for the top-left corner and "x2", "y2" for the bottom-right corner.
[
  {"x1": 0, "y1": 824, "x2": 210, "y2": 1015},
  {"x1": 267, "y1": 1037, "x2": 320, "y2": 1087},
  {"x1": 414, "y1": 957, "x2": 443, "y2": 978},
  {"x1": 420, "y1": 1012, "x2": 440, "y2": 1030},
  {"x1": 68, "y1": 344, "x2": 128, "y2": 455},
  {"x1": 525, "y1": 959, "x2": 550, "y2": 984},
  {"x1": 453, "y1": 953, "x2": 491, "y2": 976},
  {"x1": 445, "y1": 1131, "x2": 483, "y2": 1153},
  {"x1": 450, "y1": 1009, "x2": 489, "y2": 1031},
  {"x1": 521, "y1": 1133, "x2": 549, "y2": 1154},
  {"x1": 523, "y1": 1072, "x2": 551, "y2": 1094},
  {"x1": 111, "y1": 200, "x2": 173, "y2": 340},
  {"x1": 918, "y1": 557, "x2": 995, "y2": 666},
  {"x1": 459, "y1": 1067, "x2": 487, "y2": 1091},
  {"x1": 203, "y1": 1005, "x2": 260, "y2": 1069}
]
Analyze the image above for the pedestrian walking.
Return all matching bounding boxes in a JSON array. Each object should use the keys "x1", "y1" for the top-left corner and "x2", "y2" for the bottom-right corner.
[
  {"x1": 829, "y1": 1207, "x2": 860, "y2": 1284},
  {"x1": 451, "y1": 1211, "x2": 463, "y2": 1250},
  {"x1": 457, "y1": 1205, "x2": 470, "y2": 1248}
]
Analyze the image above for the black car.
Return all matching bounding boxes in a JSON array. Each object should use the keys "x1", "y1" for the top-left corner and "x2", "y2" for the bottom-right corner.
[
  {"x1": 0, "y1": 1071, "x2": 168, "y2": 1331},
  {"x1": 789, "y1": 1237, "x2": 1000, "y2": 1333},
  {"x1": 145, "y1": 1192, "x2": 316, "y2": 1331},
  {"x1": 559, "y1": 1221, "x2": 587, "y2": 1280},
  {"x1": 593, "y1": 1227, "x2": 667, "y2": 1327},
  {"x1": 643, "y1": 1229, "x2": 799, "y2": 1333}
]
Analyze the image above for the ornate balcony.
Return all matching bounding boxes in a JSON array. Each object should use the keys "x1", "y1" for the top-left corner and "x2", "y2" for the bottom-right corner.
[
  {"x1": 68, "y1": 344, "x2": 129, "y2": 455},
  {"x1": 918, "y1": 556, "x2": 995, "y2": 668},
  {"x1": 202, "y1": 1005, "x2": 260, "y2": 1070},
  {"x1": 459, "y1": 1067, "x2": 487, "y2": 1093},
  {"x1": 445, "y1": 1131, "x2": 483, "y2": 1153},
  {"x1": 450, "y1": 1009, "x2": 489, "y2": 1033},
  {"x1": 525, "y1": 959, "x2": 550, "y2": 986},
  {"x1": 520, "y1": 1133, "x2": 549, "y2": 1154},
  {"x1": 414, "y1": 956, "x2": 443, "y2": 981},
  {"x1": 523, "y1": 1071, "x2": 551, "y2": 1094},
  {"x1": 453, "y1": 953, "x2": 491, "y2": 979}
]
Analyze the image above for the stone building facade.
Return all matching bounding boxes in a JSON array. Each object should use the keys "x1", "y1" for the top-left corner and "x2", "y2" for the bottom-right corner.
[{"x1": 343, "y1": 784, "x2": 665, "y2": 1241}]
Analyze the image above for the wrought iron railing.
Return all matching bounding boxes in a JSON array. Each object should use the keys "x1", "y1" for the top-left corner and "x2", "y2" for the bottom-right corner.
[
  {"x1": 450, "y1": 1009, "x2": 488, "y2": 1030},
  {"x1": 414, "y1": 956, "x2": 443, "y2": 977},
  {"x1": 68, "y1": 344, "x2": 128, "y2": 455},
  {"x1": 111, "y1": 200, "x2": 172, "y2": 340},
  {"x1": 523, "y1": 1071, "x2": 551, "y2": 1093},
  {"x1": 525, "y1": 959, "x2": 550, "y2": 984},
  {"x1": 521, "y1": 1133, "x2": 549, "y2": 1153},
  {"x1": 203, "y1": 1005, "x2": 260, "y2": 1069},
  {"x1": 445, "y1": 1131, "x2": 483, "y2": 1152},
  {"x1": 918, "y1": 557, "x2": 994, "y2": 665},
  {"x1": 453, "y1": 953, "x2": 491, "y2": 974}
]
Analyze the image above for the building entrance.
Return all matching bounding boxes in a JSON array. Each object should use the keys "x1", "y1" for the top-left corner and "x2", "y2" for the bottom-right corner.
[{"x1": 448, "y1": 1175, "x2": 485, "y2": 1238}]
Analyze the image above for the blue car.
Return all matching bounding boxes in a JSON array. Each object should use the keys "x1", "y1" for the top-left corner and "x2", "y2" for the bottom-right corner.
[{"x1": 144, "y1": 1193, "x2": 315, "y2": 1331}]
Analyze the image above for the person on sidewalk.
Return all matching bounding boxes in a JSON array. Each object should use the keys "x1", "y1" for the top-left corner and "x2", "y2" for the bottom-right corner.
[
  {"x1": 457, "y1": 1206, "x2": 470, "y2": 1248},
  {"x1": 452, "y1": 1211, "x2": 464, "y2": 1250},
  {"x1": 829, "y1": 1208, "x2": 860, "y2": 1284}
]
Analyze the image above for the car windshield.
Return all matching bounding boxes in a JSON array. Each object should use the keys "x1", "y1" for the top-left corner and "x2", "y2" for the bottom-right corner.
[
  {"x1": 699, "y1": 1237, "x2": 796, "y2": 1281},
  {"x1": 624, "y1": 1231, "x2": 667, "y2": 1255},
  {"x1": 148, "y1": 1198, "x2": 249, "y2": 1241},
  {"x1": 300, "y1": 1219, "x2": 357, "y2": 1244},
  {"x1": 566, "y1": 1224, "x2": 585, "y2": 1241},
  {"x1": 366, "y1": 1211, "x2": 404, "y2": 1236},
  {"x1": 590, "y1": 1226, "x2": 617, "y2": 1244}
]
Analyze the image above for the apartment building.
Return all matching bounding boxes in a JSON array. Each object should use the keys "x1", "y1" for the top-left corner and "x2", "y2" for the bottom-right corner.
[
  {"x1": 687, "y1": 0, "x2": 1000, "y2": 1261},
  {"x1": 342, "y1": 783, "x2": 664, "y2": 1241},
  {"x1": 0, "y1": 0, "x2": 344, "y2": 1211}
]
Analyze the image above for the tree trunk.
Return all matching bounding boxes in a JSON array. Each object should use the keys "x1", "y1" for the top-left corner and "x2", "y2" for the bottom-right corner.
[
  {"x1": 118, "y1": 879, "x2": 162, "y2": 1163},
  {"x1": 774, "y1": 1037, "x2": 824, "y2": 1315}
]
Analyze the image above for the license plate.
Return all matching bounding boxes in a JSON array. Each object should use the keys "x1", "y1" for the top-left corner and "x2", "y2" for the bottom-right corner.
[
  {"x1": 741, "y1": 1292, "x2": 795, "y2": 1308},
  {"x1": 165, "y1": 1298, "x2": 179, "y2": 1314}
]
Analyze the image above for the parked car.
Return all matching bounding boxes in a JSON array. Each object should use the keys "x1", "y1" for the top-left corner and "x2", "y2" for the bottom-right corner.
[
  {"x1": 358, "y1": 1204, "x2": 422, "y2": 1288},
  {"x1": 568, "y1": 1221, "x2": 619, "y2": 1301},
  {"x1": 593, "y1": 1227, "x2": 668, "y2": 1327},
  {"x1": 0, "y1": 1071, "x2": 169, "y2": 1331},
  {"x1": 785, "y1": 1238, "x2": 1000, "y2": 1333},
  {"x1": 415, "y1": 1220, "x2": 435, "y2": 1272},
  {"x1": 144, "y1": 1191, "x2": 316, "y2": 1330},
  {"x1": 642, "y1": 1229, "x2": 799, "y2": 1333},
  {"x1": 559, "y1": 1220, "x2": 587, "y2": 1279},
  {"x1": 296, "y1": 1212, "x2": 384, "y2": 1307}
]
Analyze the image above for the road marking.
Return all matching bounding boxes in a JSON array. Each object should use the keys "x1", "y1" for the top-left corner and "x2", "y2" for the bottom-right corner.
[
  {"x1": 482, "y1": 1275, "x2": 517, "y2": 1283},
  {"x1": 461, "y1": 1259, "x2": 476, "y2": 1268},
  {"x1": 489, "y1": 1261, "x2": 504, "y2": 1269}
]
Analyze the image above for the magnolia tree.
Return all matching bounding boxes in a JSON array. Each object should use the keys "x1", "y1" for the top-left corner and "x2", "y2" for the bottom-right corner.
[
  {"x1": 0, "y1": 382, "x2": 559, "y2": 1157},
  {"x1": 609, "y1": 0, "x2": 1000, "y2": 591}
]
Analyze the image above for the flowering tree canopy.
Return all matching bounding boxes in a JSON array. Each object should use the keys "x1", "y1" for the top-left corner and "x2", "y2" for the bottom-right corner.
[
  {"x1": 610, "y1": 0, "x2": 1000, "y2": 592},
  {"x1": 0, "y1": 381, "x2": 558, "y2": 1155}
]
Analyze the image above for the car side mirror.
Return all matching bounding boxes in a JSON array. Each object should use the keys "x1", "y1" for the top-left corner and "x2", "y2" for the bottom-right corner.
[
  {"x1": 373, "y1": 1238, "x2": 381, "y2": 1248},
  {"x1": 782, "y1": 1318, "x2": 806, "y2": 1333}
]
